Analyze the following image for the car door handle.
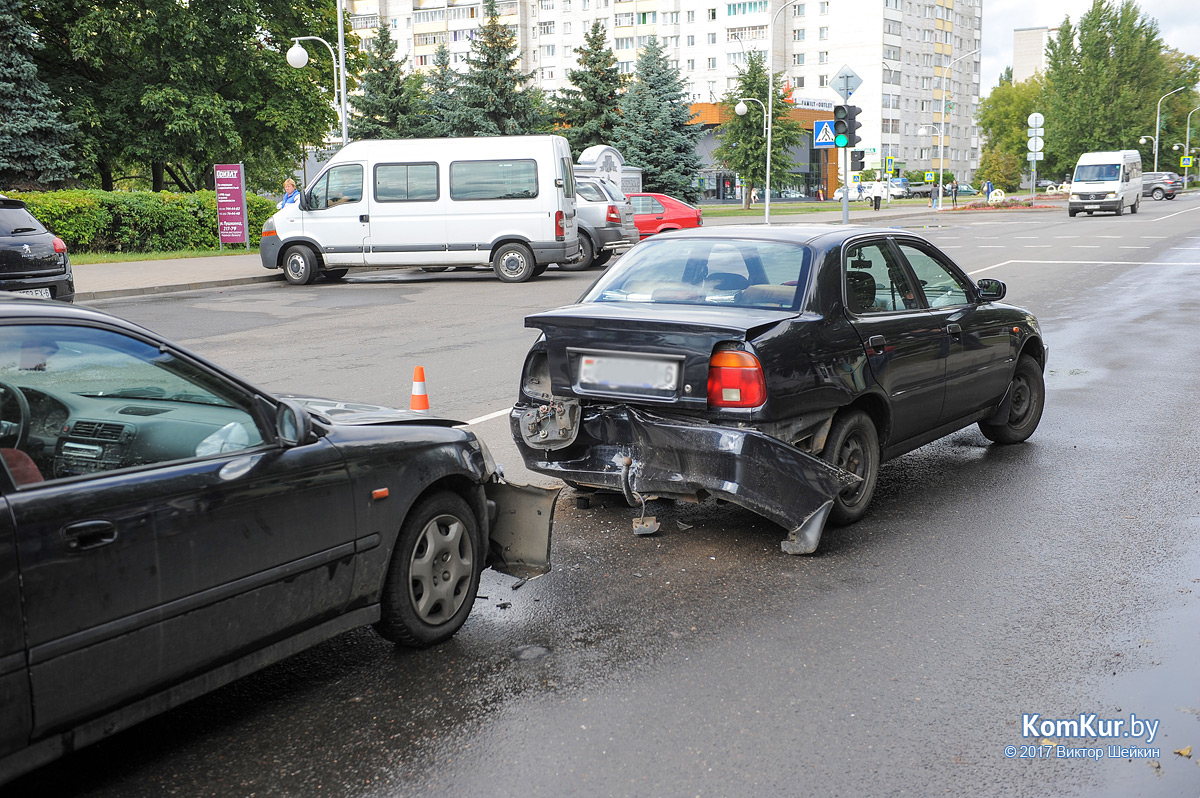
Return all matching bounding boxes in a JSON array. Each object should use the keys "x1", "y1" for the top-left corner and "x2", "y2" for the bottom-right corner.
[
  {"x1": 62, "y1": 520, "x2": 117, "y2": 552},
  {"x1": 867, "y1": 335, "x2": 886, "y2": 353},
  {"x1": 359, "y1": 214, "x2": 370, "y2": 223},
  {"x1": 946, "y1": 323, "x2": 962, "y2": 335}
]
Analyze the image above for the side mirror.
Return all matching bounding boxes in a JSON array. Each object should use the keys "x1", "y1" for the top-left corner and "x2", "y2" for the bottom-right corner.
[
  {"x1": 299, "y1": 191, "x2": 310, "y2": 211},
  {"x1": 976, "y1": 278, "x2": 1006, "y2": 302},
  {"x1": 275, "y1": 399, "x2": 313, "y2": 446}
]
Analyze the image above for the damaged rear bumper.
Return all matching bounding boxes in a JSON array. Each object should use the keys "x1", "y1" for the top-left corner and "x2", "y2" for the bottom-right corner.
[{"x1": 511, "y1": 404, "x2": 859, "y2": 554}]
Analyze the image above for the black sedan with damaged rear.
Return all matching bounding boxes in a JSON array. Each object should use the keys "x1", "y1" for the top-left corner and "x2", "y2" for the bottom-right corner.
[{"x1": 510, "y1": 225, "x2": 1046, "y2": 555}]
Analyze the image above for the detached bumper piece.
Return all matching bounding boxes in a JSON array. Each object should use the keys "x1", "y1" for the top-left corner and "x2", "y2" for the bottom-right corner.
[
  {"x1": 513, "y1": 405, "x2": 860, "y2": 555},
  {"x1": 485, "y1": 479, "x2": 560, "y2": 579}
]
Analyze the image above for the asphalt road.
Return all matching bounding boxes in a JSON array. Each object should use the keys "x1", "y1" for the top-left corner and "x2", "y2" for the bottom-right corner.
[{"x1": 14, "y1": 198, "x2": 1200, "y2": 797}]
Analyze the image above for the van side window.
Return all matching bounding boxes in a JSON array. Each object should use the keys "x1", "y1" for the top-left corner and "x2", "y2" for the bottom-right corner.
[
  {"x1": 449, "y1": 160, "x2": 538, "y2": 201},
  {"x1": 560, "y1": 157, "x2": 576, "y2": 198},
  {"x1": 375, "y1": 163, "x2": 438, "y2": 202},
  {"x1": 309, "y1": 165, "x2": 363, "y2": 210}
]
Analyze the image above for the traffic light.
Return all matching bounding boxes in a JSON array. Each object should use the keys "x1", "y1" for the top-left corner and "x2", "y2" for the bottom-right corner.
[
  {"x1": 851, "y1": 150, "x2": 866, "y2": 171},
  {"x1": 832, "y1": 104, "x2": 862, "y2": 148}
]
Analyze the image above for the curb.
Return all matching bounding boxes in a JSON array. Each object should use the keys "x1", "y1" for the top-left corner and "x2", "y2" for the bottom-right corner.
[{"x1": 76, "y1": 273, "x2": 284, "y2": 302}]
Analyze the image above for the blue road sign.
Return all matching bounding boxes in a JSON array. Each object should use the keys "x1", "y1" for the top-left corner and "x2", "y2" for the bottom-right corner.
[{"x1": 814, "y1": 120, "x2": 836, "y2": 148}]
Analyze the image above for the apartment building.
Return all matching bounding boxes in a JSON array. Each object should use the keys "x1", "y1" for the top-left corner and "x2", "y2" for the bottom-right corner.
[
  {"x1": 349, "y1": 0, "x2": 982, "y2": 183},
  {"x1": 1012, "y1": 26, "x2": 1057, "y2": 84}
]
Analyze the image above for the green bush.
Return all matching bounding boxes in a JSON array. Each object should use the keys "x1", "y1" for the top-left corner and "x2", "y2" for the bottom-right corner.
[{"x1": 5, "y1": 190, "x2": 276, "y2": 253}]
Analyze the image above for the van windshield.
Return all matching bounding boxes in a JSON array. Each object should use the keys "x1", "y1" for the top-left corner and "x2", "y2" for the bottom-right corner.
[{"x1": 1074, "y1": 164, "x2": 1120, "y2": 182}]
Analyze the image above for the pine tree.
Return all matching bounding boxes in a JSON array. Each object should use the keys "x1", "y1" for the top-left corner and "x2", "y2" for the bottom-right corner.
[
  {"x1": 613, "y1": 37, "x2": 702, "y2": 202},
  {"x1": 0, "y1": 0, "x2": 74, "y2": 188},
  {"x1": 460, "y1": 0, "x2": 549, "y2": 136},
  {"x1": 420, "y1": 45, "x2": 474, "y2": 137},
  {"x1": 554, "y1": 21, "x2": 623, "y2": 157},
  {"x1": 349, "y1": 26, "x2": 425, "y2": 140},
  {"x1": 711, "y1": 51, "x2": 803, "y2": 208}
]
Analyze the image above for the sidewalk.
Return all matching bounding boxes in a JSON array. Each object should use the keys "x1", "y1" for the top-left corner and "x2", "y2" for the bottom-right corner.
[{"x1": 72, "y1": 203, "x2": 940, "y2": 301}]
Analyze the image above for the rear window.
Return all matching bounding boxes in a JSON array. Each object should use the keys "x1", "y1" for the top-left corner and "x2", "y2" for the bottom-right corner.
[
  {"x1": 577, "y1": 182, "x2": 606, "y2": 202},
  {"x1": 0, "y1": 206, "x2": 47, "y2": 236},
  {"x1": 582, "y1": 237, "x2": 812, "y2": 310}
]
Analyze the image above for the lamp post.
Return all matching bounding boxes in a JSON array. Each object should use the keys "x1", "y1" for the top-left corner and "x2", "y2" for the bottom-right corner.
[
  {"x1": 1180, "y1": 106, "x2": 1200, "y2": 186},
  {"x1": 918, "y1": 124, "x2": 942, "y2": 209},
  {"x1": 1138, "y1": 133, "x2": 1157, "y2": 171},
  {"x1": 734, "y1": 97, "x2": 763, "y2": 205},
  {"x1": 763, "y1": 0, "x2": 805, "y2": 224},
  {"x1": 934, "y1": 48, "x2": 979, "y2": 206},
  {"x1": 1152, "y1": 86, "x2": 1186, "y2": 171},
  {"x1": 287, "y1": 5, "x2": 349, "y2": 146}
]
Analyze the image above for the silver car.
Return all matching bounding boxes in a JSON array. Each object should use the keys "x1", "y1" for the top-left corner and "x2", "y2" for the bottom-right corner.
[{"x1": 569, "y1": 177, "x2": 639, "y2": 269}]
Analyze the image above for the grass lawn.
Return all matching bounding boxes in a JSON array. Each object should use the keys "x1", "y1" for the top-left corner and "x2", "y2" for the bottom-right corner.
[{"x1": 72, "y1": 247, "x2": 258, "y2": 265}]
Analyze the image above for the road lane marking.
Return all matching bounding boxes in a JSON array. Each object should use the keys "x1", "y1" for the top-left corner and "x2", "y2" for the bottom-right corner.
[
  {"x1": 1149, "y1": 204, "x2": 1200, "y2": 222},
  {"x1": 968, "y1": 259, "x2": 1200, "y2": 276},
  {"x1": 464, "y1": 408, "x2": 511, "y2": 426}
]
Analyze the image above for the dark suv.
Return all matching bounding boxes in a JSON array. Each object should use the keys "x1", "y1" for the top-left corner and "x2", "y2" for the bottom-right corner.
[
  {"x1": 0, "y1": 198, "x2": 74, "y2": 302},
  {"x1": 1142, "y1": 172, "x2": 1181, "y2": 200}
]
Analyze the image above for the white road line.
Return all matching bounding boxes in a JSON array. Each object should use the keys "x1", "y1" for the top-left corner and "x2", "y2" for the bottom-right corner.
[
  {"x1": 463, "y1": 408, "x2": 511, "y2": 426},
  {"x1": 1139, "y1": 236, "x2": 1166, "y2": 239},
  {"x1": 1149, "y1": 204, "x2": 1200, "y2": 222},
  {"x1": 1170, "y1": 247, "x2": 1200, "y2": 250},
  {"x1": 969, "y1": 259, "x2": 1200, "y2": 277}
]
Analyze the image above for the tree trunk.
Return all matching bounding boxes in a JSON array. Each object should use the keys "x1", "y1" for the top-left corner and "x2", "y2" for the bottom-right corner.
[
  {"x1": 99, "y1": 161, "x2": 114, "y2": 191},
  {"x1": 152, "y1": 162, "x2": 165, "y2": 192}
]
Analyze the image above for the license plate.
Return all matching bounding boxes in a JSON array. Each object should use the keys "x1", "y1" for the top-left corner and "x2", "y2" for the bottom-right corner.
[
  {"x1": 578, "y1": 353, "x2": 679, "y2": 397},
  {"x1": 1084, "y1": 205, "x2": 1100, "y2": 210},
  {"x1": 14, "y1": 288, "x2": 51, "y2": 298}
]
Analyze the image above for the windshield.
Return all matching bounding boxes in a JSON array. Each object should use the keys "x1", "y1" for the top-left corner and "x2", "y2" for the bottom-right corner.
[
  {"x1": 1074, "y1": 164, "x2": 1120, "y2": 182},
  {"x1": 582, "y1": 237, "x2": 812, "y2": 310}
]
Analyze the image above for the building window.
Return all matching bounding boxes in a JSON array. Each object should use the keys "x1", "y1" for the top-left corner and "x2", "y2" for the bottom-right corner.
[
  {"x1": 818, "y1": 50, "x2": 828, "y2": 63},
  {"x1": 637, "y1": 35, "x2": 652, "y2": 46},
  {"x1": 819, "y1": 1, "x2": 829, "y2": 13},
  {"x1": 414, "y1": 9, "x2": 445, "y2": 23},
  {"x1": 818, "y1": 26, "x2": 828, "y2": 39},
  {"x1": 688, "y1": 10, "x2": 695, "y2": 21},
  {"x1": 707, "y1": 32, "x2": 717, "y2": 44},
  {"x1": 539, "y1": 21, "x2": 555, "y2": 34},
  {"x1": 818, "y1": 74, "x2": 828, "y2": 86},
  {"x1": 541, "y1": 44, "x2": 556, "y2": 56},
  {"x1": 615, "y1": 36, "x2": 634, "y2": 49},
  {"x1": 618, "y1": 60, "x2": 635, "y2": 73},
  {"x1": 794, "y1": 76, "x2": 804, "y2": 88},
  {"x1": 728, "y1": 25, "x2": 767, "y2": 41},
  {"x1": 883, "y1": 45, "x2": 900, "y2": 60},
  {"x1": 687, "y1": 34, "x2": 695, "y2": 45},
  {"x1": 792, "y1": 3, "x2": 805, "y2": 15},
  {"x1": 564, "y1": 21, "x2": 571, "y2": 33},
  {"x1": 793, "y1": 28, "x2": 805, "y2": 41},
  {"x1": 415, "y1": 54, "x2": 429, "y2": 65},
  {"x1": 792, "y1": 53, "x2": 804, "y2": 65},
  {"x1": 637, "y1": 11, "x2": 656, "y2": 23},
  {"x1": 687, "y1": 58, "x2": 695, "y2": 69},
  {"x1": 708, "y1": 57, "x2": 717, "y2": 69},
  {"x1": 708, "y1": 8, "x2": 717, "y2": 20},
  {"x1": 615, "y1": 12, "x2": 634, "y2": 25},
  {"x1": 726, "y1": 1, "x2": 768, "y2": 15},
  {"x1": 539, "y1": 0, "x2": 554, "y2": 8}
]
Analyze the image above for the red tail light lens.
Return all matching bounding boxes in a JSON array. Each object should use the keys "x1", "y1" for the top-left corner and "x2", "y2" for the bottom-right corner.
[
  {"x1": 707, "y1": 350, "x2": 766, "y2": 408},
  {"x1": 555, "y1": 210, "x2": 565, "y2": 240},
  {"x1": 52, "y1": 237, "x2": 67, "y2": 254},
  {"x1": 606, "y1": 204, "x2": 621, "y2": 224}
]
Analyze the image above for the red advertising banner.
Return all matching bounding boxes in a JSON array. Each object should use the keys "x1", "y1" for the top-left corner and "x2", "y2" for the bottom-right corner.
[{"x1": 214, "y1": 163, "x2": 249, "y2": 245}]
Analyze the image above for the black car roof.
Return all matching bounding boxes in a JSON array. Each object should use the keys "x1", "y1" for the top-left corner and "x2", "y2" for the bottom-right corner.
[
  {"x1": 651, "y1": 224, "x2": 930, "y2": 249},
  {"x1": 0, "y1": 294, "x2": 152, "y2": 333}
]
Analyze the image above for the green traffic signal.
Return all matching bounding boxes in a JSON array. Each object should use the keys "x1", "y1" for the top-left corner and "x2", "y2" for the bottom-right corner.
[{"x1": 834, "y1": 133, "x2": 849, "y2": 147}]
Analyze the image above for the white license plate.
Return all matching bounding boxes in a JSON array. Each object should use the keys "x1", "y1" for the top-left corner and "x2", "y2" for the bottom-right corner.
[
  {"x1": 1083, "y1": 205, "x2": 1100, "y2": 210},
  {"x1": 578, "y1": 354, "x2": 679, "y2": 396},
  {"x1": 14, "y1": 288, "x2": 52, "y2": 298}
]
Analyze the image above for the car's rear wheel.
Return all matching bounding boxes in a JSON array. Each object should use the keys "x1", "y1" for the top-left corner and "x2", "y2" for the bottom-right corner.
[
  {"x1": 1152, "y1": 187, "x2": 1165, "y2": 200},
  {"x1": 820, "y1": 410, "x2": 880, "y2": 526},
  {"x1": 978, "y1": 354, "x2": 1045, "y2": 444},
  {"x1": 492, "y1": 242, "x2": 537, "y2": 282},
  {"x1": 376, "y1": 491, "x2": 482, "y2": 648},
  {"x1": 323, "y1": 269, "x2": 348, "y2": 281},
  {"x1": 283, "y1": 245, "x2": 319, "y2": 285},
  {"x1": 558, "y1": 235, "x2": 594, "y2": 271},
  {"x1": 592, "y1": 250, "x2": 613, "y2": 268}
]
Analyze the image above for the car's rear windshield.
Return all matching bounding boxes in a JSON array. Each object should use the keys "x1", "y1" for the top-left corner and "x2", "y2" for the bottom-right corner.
[
  {"x1": 1074, "y1": 164, "x2": 1120, "y2": 182},
  {"x1": 582, "y1": 237, "x2": 812, "y2": 310},
  {"x1": 577, "y1": 182, "x2": 607, "y2": 202},
  {"x1": 0, "y1": 206, "x2": 47, "y2": 236},
  {"x1": 598, "y1": 180, "x2": 627, "y2": 202}
]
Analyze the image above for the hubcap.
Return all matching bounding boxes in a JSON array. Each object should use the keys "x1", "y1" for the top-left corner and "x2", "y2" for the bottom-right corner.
[
  {"x1": 1009, "y1": 375, "x2": 1032, "y2": 426},
  {"x1": 286, "y1": 254, "x2": 305, "y2": 278},
  {"x1": 408, "y1": 514, "x2": 473, "y2": 625},
  {"x1": 500, "y1": 250, "x2": 527, "y2": 275},
  {"x1": 837, "y1": 433, "x2": 869, "y2": 505}
]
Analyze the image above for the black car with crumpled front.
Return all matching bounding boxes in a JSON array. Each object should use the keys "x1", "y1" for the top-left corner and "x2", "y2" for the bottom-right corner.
[{"x1": 0, "y1": 198, "x2": 73, "y2": 303}]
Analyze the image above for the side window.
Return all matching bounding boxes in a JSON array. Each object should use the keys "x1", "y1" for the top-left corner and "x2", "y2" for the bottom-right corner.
[
  {"x1": 844, "y1": 241, "x2": 919, "y2": 314},
  {"x1": 308, "y1": 165, "x2": 363, "y2": 209},
  {"x1": 0, "y1": 325, "x2": 267, "y2": 487},
  {"x1": 449, "y1": 159, "x2": 538, "y2": 200},
  {"x1": 631, "y1": 196, "x2": 652, "y2": 214},
  {"x1": 896, "y1": 242, "x2": 971, "y2": 307},
  {"x1": 577, "y1": 182, "x2": 606, "y2": 202},
  {"x1": 650, "y1": 198, "x2": 666, "y2": 214},
  {"x1": 375, "y1": 163, "x2": 438, "y2": 202}
]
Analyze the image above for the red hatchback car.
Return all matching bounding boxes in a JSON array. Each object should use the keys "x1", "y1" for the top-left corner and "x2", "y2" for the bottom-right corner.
[{"x1": 627, "y1": 193, "x2": 703, "y2": 239}]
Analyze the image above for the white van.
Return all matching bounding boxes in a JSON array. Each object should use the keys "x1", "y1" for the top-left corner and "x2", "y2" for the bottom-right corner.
[
  {"x1": 1068, "y1": 150, "x2": 1142, "y2": 217},
  {"x1": 261, "y1": 135, "x2": 580, "y2": 284}
]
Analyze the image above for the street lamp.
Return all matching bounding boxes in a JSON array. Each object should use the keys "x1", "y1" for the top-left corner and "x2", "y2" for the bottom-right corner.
[
  {"x1": 933, "y1": 48, "x2": 979, "y2": 205},
  {"x1": 763, "y1": 0, "x2": 806, "y2": 224},
  {"x1": 287, "y1": 3, "x2": 349, "y2": 146},
  {"x1": 1152, "y1": 86, "x2": 1186, "y2": 171},
  {"x1": 735, "y1": 98, "x2": 768, "y2": 208},
  {"x1": 1180, "y1": 106, "x2": 1200, "y2": 186},
  {"x1": 917, "y1": 124, "x2": 943, "y2": 209}
]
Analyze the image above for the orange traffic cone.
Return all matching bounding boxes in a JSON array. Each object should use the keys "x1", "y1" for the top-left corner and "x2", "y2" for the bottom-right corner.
[{"x1": 409, "y1": 366, "x2": 429, "y2": 413}]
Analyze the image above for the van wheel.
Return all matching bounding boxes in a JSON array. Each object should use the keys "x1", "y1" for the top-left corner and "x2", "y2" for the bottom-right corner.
[
  {"x1": 1115, "y1": 200, "x2": 1124, "y2": 215},
  {"x1": 323, "y1": 269, "x2": 348, "y2": 281},
  {"x1": 1152, "y1": 187, "x2": 1164, "y2": 200},
  {"x1": 283, "y1": 245, "x2": 319, "y2": 285},
  {"x1": 492, "y1": 243, "x2": 536, "y2": 283},
  {"x1": 1068, "y1": 209, "x2": 1077, "y2": 217},
  {"x1": 559, "y1": 235, "x2": 594, "y2": 271},
  {"x1": 1130, "y1": 198, "x2": 1139, "y2": 214}
]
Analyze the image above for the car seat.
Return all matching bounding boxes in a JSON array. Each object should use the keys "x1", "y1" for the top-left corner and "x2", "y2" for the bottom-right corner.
[{"x1": 846, "y1": 270, "x2": 877, "y2": 313}]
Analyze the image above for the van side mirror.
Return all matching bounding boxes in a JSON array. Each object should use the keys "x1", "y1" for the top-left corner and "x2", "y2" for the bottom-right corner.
[
  {"x1": 976, "y1": 278, "x2": 1006, "y2": 301},
  {"x1": 299, "y1": 191, "x2": 310, "y2": 211}
]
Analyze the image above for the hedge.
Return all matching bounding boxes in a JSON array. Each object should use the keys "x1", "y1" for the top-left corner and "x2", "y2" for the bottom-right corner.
[{"x1": 4, "y1": 190, "x2": 276, "y2": 253}]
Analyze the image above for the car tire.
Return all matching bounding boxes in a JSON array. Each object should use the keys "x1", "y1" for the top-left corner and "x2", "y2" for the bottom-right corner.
[
  {"x1": 323, "y1": 269, "x2": 348, "y2": 281},
  {"x1": 1152, "y1": 187, "x2": 1164, "y2": 200},
  {"x1": 1115, "y1": 200, "x2": 1124, "y2": 215},
  {"x1": 376, "y1": 491, "x2": 482, "y2": 648},
  {"x1": 820, "y1": 409, "x2": 880, "y2": 526},
  {"x1": 1068, "y1": 209, "x2": 1077, "y2": 217},
  {"x1": 592, "y1": 250, "x2": 613, "y2": 268},
  {"x1": 1130, "y1": 198, "x2": 1139, "y2": 214},
  {"x1": 978, "y1": 354, "x2": 1045, "y2": 445},
  {"x1": 283, "y1": 245, "x2": 319, "y2": 285},
  {"x1": 558, "y1": 235, "x2": 594, "y2": 271},
  {"x1": 492, "y1": 242, "x2": 537, "y2": 283},
  {"x1": 1167, "y1": 193, "x2": 1176, "y2": 200}
]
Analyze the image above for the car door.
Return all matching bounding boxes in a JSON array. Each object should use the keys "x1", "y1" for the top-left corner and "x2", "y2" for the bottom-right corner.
[
  {"x1": 842, "y1": 238, "x2": 948, "y2": 443},
  {"x1": 892, "y1": 239, "x2": 1014, "y2": 423},
  {"x1": 0, "y1": 322, "x2": 356, "y2": 735},
  {"x1": 631, "y1": 195, "x2": 666, "y2": 238},
  {"x1": 304, "y1": 163, "x2": 368, "y2": 267},
  {"x1": 0, "y1": 503, "x2": 30, "y2": 762}
]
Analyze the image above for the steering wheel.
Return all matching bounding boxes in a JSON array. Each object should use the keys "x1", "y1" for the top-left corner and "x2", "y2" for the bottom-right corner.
[{"x1": 0, "y1": 380, "x2": 31, "y2": 450}]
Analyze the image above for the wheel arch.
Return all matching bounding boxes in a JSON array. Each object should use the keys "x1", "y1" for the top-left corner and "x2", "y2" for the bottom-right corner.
[
  {"x1": 841, "y1": 392, "x2": 892, "y2": 448},
  {"x1": 1019, "y1": 336, "x2": 1046, "y2": 370},
  {"x1": 276, "y1": 238, "x2": 326, "y2": 269},
  {"x1": 488, "y1": 234, "x2": 535, "y2": 261}
]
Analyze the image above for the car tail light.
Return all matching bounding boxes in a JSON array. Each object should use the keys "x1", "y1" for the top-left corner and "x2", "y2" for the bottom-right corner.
[
  {"x1": 555, "y1": 210, "x2": 565, "y2": 240},
  {"x1": 606, "y1": 204, "x2": 622, "y2": 224},
  {"x1": 52, "y1": 237, "x2": 67, "y2": 254},
  {"x1": 707, "y1": 349, "x2": 766, "y2": 408},
  {"x1": 697, "y1": 207, "x2": 703, "y2": 226}
]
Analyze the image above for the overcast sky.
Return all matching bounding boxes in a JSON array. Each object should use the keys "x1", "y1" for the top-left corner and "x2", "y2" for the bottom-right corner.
[{"x1": 980, "y1": 0, "x2": 1200, "y2": 96}]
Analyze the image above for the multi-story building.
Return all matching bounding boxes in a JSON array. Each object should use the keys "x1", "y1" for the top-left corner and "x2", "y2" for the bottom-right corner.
[
  {"x1": 350, "y1": 0, "x2": 982, "y2": 184},
  {"x1": 1012, "y1": 26, "x2": 1057, "y2": 84}
]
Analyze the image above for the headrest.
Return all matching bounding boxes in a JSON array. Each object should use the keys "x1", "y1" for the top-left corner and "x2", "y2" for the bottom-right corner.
[{"x1": 846, "y1": 271, "x2": 876, "y2": 312}]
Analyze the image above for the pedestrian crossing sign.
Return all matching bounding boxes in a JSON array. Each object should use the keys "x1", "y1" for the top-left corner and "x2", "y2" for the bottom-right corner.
[
  {"x1": 814, "y1": 120, "x2": 837, "y2": 149},
  {"x1": 925, "y1": 171, "x2": 936, "y2": 182},
  {"x1": 1183, "y1": 156, "x2": 1194, "y2": 167},
  {"x1": 885, "y1": 156, "x2": 895, "y2": 173}
]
